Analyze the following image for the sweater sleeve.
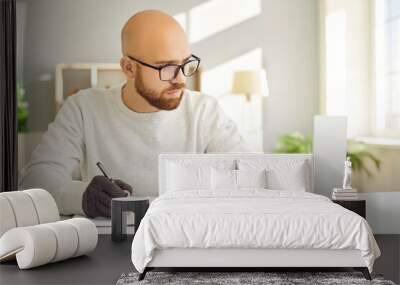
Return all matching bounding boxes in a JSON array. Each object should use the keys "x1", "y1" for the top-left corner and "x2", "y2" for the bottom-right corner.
[
  {"x1": 203, "y1": 97, "x2": 251, "y2": 153},
  {"x1": 19, "y1": 96, "x2": 88, "y2": 216}
]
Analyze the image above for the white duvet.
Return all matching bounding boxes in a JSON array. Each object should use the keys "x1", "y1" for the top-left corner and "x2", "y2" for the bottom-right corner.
[{"x1": 131, "y1": 189, "x2": 380, "y2": 273}]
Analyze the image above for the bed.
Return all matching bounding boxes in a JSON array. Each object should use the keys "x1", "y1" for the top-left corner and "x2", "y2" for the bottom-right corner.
[{"x1": 131, "y1": 153, "x2": 381, "y2": 281}]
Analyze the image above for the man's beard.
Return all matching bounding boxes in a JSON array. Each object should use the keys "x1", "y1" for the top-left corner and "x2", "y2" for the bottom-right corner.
[{"x1": 135, "y1": 69, "x2": 185, "y2": 111}]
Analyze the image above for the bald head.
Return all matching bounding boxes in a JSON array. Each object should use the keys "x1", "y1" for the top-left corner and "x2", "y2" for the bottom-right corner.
[{"x1": 121, "y1": 10, "x2": 190, "y2": 62}]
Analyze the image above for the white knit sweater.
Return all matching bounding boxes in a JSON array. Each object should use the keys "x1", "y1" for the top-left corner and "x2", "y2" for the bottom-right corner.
[{"x1": 19, "y1": 84, "x2": 250, "y2": 215}]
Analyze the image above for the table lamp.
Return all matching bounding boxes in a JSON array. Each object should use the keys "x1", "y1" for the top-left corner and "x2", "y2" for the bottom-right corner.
[
  {"x1": 231, "y1": 69, "x2": 269, "y2": 101},
  {"x1": 231, "y1": 69, "x2": 269, "y2": 152}
]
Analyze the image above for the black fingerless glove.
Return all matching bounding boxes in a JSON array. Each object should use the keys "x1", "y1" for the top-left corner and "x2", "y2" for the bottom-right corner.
[{"x1": 82, "y1": 176, "x2": 133, "y2": 218}]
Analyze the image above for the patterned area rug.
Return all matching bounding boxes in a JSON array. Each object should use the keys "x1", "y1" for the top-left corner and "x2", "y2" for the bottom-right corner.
[{"x1": 116, "y1": 271, "x2": 396, "y2": 285}]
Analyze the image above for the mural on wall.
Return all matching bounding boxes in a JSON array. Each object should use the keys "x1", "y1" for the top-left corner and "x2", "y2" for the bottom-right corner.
[{"x1": 16, "y1": 0, "x2": 399, "y2": 191}]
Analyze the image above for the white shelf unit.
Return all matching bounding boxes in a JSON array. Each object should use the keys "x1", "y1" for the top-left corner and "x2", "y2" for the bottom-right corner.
[{"x1": 55, "y1": 63, "x2": 126, "y2": 110}]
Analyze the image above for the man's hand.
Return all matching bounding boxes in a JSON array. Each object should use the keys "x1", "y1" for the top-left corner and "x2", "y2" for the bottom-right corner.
[
  {"x1": 82, "y1": 176, "x2": 133, "y2": 218},
  {"x1": 112, "y1": 179, "x2": 133, "y2": 196}
]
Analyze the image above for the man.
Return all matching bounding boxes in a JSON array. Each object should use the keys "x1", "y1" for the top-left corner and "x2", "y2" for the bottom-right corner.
[{"x1": 19, "y1": 10, "x2": 249, "y2": 218}]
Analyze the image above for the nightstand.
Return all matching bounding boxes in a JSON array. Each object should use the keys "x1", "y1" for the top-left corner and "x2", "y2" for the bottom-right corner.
[
  {"x1": 333, "y1": 199, "x2": 366, "y2": 219},
  {"x1": 111, "y1": 197, "x2": 150, "y2": 242}
]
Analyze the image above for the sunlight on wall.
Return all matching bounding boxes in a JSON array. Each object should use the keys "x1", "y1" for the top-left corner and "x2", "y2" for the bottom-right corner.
[
  {"x1": 174, "y1": 0, "x2": 264, "y2": 151},
  {"x1": 173, "y1": 0, "x2": 263, "y2": 96},
  {"x1": 374, "y1": 0, "x2": 385, "y2": 130},
  {"x1": 325, "y1": 10, "x2": 347, "y2": 116},
  {"x1": 320, "y1": 0, "x2": 374, "y2": 138},
  {"x1": 201, "y1": 48, "x2": 263, "y2": 96},
  {"x1": 374, "y1": 0, "x2": 400, "y2": 132},
  {"x1": 188, "y1": 0, "x2": 260, "y2": 44},
  {"x1": 173, "y1": 13, "x2": 187, "y2": 31}
]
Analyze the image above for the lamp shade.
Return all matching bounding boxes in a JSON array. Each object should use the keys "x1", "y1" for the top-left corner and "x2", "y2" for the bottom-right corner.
[{"x1": 231, "y1": 69, "x2": 269, "y2": 97}]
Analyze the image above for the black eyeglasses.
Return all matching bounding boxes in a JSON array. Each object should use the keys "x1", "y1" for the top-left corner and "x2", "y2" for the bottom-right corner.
[{"x1": 126, "y1": 54, "x2": 201, "y2": 81}]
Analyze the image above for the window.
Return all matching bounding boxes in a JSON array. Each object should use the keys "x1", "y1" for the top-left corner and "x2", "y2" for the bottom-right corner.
[{"x1": 373, "y1": 0, "x2": 400, "y2": 137}]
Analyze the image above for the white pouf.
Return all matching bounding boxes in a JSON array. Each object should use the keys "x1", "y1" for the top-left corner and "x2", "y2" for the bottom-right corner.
[
  {"x1": 0, "y1": 218, "x2": 98, "y2": 269},
  {"x1": 0, "y1": 189, "x2": 98, "y2": 269}
]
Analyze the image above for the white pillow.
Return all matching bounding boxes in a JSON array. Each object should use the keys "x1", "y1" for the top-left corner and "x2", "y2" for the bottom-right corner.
[
  {"x1": 211, "y1": 169, "x2": 268, "y2": 190},
  {"x1": 238, "y1": 159, "x2": 310, "y2": 191},
  {"x1": 266, "y1": 163, "x2": 307, "y2": 191},
  {"x1": 211, "y1": 168, "x2": 236, "y2": 190},
  {"x1": 237, "y1": 169, "x2": 267, "y2": 188},
  {"x1": 167, "y1": 163, "x2": 211, "y2": 191}
]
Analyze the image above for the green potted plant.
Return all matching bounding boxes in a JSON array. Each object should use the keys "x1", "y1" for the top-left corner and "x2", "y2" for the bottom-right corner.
[
  {"x1": 347, "y1": 139, "x2": 381, "y2": 177},
  {"x1": 17, "y1": 84, "x2": 29, "y2": 170},
  {"x1": 274, "y1": 132, "x2": 312, "y2": 154},
  {"x1": 17, "y1": 84, "x2": 29, "y2": 132},
  {"x1": 274, "y1": 132, "x2": 381, "y2": 177}
]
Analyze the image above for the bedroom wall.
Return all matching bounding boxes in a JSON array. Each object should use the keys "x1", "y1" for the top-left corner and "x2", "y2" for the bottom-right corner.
[{"x1": 16, "y1": 0, "x2": 319, "y2": 153}]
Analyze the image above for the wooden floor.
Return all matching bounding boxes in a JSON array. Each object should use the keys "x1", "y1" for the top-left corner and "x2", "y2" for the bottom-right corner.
[{"x1": 0, "y1": 234, "x2": 398, "y2": 284}]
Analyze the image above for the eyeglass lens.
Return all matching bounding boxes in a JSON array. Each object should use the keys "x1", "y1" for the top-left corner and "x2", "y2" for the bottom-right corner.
[{"x1": 160, "y1": 60, "x2": 199, "y2": 81}]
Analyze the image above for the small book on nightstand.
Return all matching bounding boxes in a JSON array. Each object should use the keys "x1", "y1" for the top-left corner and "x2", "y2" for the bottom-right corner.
[{"x1": 332, "y1": 188, "x2": 359, "y2": 200}]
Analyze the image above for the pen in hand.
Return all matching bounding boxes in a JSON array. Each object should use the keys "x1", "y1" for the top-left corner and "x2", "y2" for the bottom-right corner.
[
  {"x1": 96, "y1": 161, "x2": 112, "y2": 181},
  {"x1": 96, "y1": 162, "x2": 131, "y2": 197}
]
